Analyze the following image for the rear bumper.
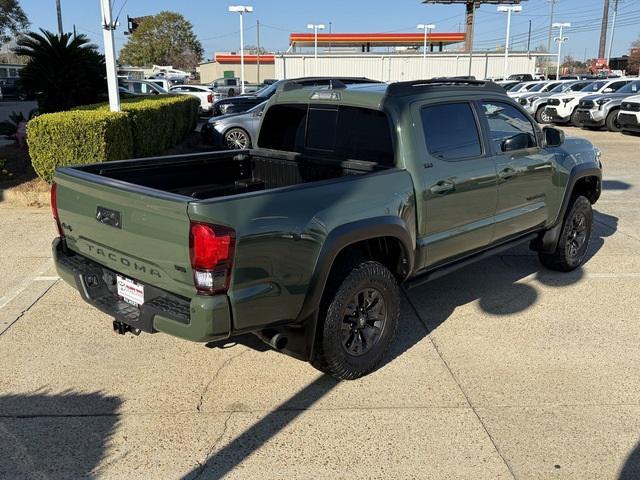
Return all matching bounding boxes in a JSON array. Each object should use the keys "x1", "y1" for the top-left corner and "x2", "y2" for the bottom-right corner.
[
  {"x1": 200, "y1": 123, "x2": 226, "y2": 147},
  {"x1": 53, "y1": 238, "x2": 231, "y2": 343}
]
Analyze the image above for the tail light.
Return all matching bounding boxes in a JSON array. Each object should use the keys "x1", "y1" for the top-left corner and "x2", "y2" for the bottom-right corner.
[
  {"x1": 207, "y1": 93, "x2": 213, "y2": 103},
  {"x1": 189, "y1": 222, "x2": 235, "y2": 294},
  {"x1": 51, "y1": 182, "x2": 64, "y2": 237}
]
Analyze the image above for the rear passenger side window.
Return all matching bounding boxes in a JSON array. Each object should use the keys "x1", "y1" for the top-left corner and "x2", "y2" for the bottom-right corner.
[
  {"x1": 421, "y1": 103, "x2": 482, "y2": 161},
  {"x1": 479, "y1": 101, "x2": 537, "y2": 152},
  {"x1": 259, "y1": 104, "x2": 394, "y2": 165}
]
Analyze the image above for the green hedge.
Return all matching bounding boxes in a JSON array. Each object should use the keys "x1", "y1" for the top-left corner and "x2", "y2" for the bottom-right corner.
[
  {"x1": 27, "y1": 110, "x2": 133, "y2": 183},
  {"x1": 27, "y1": 95, "x2": 199, "y2": 182}
]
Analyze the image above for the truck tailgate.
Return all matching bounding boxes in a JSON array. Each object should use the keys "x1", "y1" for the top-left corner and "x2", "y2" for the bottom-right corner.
[{"x1": 55, "y1": 170, "x2": 196, "y2": 298}]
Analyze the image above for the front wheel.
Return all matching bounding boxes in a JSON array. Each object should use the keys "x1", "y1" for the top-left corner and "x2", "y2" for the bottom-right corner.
[
  {"x1": 312, "y1": 260, "x2": 400, "y2": 380},
  {"x1": 539, "y1": 195, "x2": 592, "y2": 272},
  {"x1": 605, "y1": 110, "x2": 623, "y2": 132},
  {"x1": 536, "y1": 106, "x2": 552, "y2": 124}
]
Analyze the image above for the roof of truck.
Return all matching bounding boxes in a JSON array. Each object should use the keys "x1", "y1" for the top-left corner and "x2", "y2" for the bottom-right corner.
[{"x1": 272, "y1": 78, "x2": 507, "y2": 109}]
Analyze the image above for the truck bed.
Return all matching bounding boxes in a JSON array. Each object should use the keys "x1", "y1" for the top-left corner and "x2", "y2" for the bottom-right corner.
[{"x1": 75, "y1": 150, "x2": 387, "y2": 200}]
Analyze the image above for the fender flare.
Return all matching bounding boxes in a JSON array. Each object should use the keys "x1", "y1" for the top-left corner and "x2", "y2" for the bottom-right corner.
[
  {"x1": 296, "y1": 216, "x2": 415, "y2": 323},
  {"x1": 534, "y1": 164, "x2": 601, "y2": 253}
]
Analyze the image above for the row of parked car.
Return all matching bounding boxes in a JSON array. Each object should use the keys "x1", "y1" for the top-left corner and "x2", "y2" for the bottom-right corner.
[
  {"x1": 118, "y1": 76, "x2": 275, "y2": 116},
  {"x1": 498, "y1": 77, "x2": 640, "y2": 134}
]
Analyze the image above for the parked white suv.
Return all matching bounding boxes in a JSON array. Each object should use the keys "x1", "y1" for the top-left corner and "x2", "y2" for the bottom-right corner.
[
  {"x1": 618, "y1": 94, "x2": 640, "y2": 133},
  {"x1": 169, "y1": 85, "x2": 218, "y2": 114},
  {"x1": 543, "y1": 78, "x2": 632, "y2": 126}
]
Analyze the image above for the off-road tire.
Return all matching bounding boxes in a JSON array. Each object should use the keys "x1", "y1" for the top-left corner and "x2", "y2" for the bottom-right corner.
[
  {"x1": 605, "y1": 110, "x2": 623, "y2": 132},
  {"x1": 539, "y1": 195, "x2": 592, "y2": 272},
  {"x1": 535, "y1": 106, "x2": 552, "y2": 124},
  {"x1": 312, "y1": 260, "x2": 400, "y2": 380}
]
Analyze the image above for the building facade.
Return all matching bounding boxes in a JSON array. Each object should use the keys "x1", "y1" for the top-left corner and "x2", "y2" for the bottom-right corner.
[
  {"x1": 197, "y1": 53, "x2": 276, "y2": 84},
  {"x1": 276, "y1": 52, "x2": 543, "y2": 82}
]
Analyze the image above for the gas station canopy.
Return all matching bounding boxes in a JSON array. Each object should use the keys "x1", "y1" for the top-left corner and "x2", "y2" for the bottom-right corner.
[{"x1": 289, "y1": 32, "x2": 466, "y2": 49}]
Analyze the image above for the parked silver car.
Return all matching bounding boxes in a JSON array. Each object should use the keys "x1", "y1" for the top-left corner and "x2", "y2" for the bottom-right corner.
[
  {"x1": 200, "y1": 101, "x2": 266, "y2": 149},
  {"x1": 575, "y1": 79, "x2": 640, "y2": 132}
]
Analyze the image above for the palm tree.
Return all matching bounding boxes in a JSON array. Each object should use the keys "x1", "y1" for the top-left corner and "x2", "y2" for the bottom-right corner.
[{"x1": 14, "y1": 29, "x2": 107, "y2": 113}]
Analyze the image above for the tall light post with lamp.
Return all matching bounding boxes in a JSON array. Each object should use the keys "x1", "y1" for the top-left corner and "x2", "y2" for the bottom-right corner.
[
  {"x1": 497, "y1": 4, "x2": 522, "y2": 80},
  {"x1": 307, "y1": 23, "x2": 325, "y2": 75},
  {"x1": 229, "y1": 5, "x2": 253, "y2": 94},
  {"x1": 553, "y1": 22, "x2": 570, "y2": 80},
  {"x1": 417, "y1": 23, "x2": 435, "y2": 79}
]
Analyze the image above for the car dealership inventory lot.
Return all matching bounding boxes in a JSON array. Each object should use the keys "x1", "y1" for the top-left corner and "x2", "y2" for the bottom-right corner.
[{"x1": 0, "y1": 127, "x2": 639, "y2": 479}]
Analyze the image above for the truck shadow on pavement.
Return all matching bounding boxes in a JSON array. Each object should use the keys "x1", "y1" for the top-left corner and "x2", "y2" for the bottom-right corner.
[
  {"x1": 382, "y1": 208, "x2": 617, "y2": 367},
  {"x1": 0, "y1": 390, "x2": 122, "y2": 480},
  {"x1": 184, "y1": 211, "x2": 618, "y2": 479},
  {"x1": 619, "y1": 440, "x2": 640, "y2": 479}
]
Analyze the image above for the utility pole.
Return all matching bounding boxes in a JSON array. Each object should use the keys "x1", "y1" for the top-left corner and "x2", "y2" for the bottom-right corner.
[
  {"x1": 547, "y1": 0, "x2": 557, "y2": 52},
  {"x1": 467, "y1": 1, "x2": 477, "y2": 77},
  {"x1": 527, "y1": 19, "x2": 532, "y2": 56},
  {"x1": 598, "y1": 0, "x2": 610, "y2": 59},
  {"x1": 56, "y1": 0, "x2": 63, "y2": 35},
  {"x1": 256, "y1": 19, "x2": 260, "y2": 84},
  {"x1": 99, "y1": 0, "x2": 120, "y2": 112},
  {"x1": 606, "y1": 0, "x2": 620, "y2": 65}
]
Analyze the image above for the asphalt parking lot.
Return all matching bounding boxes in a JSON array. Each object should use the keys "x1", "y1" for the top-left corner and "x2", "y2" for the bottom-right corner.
[{"x1": 0, "y1": 127, "x2": 639, "y2": 479}]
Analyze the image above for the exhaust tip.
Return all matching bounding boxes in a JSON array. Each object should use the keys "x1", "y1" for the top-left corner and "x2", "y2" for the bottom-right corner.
[
  {"x1": 255, "y1": 330, "x2": 288, "y2": 351},
  {"x1": 272, "y1": 333, "x2": 288, "y2": 350}
]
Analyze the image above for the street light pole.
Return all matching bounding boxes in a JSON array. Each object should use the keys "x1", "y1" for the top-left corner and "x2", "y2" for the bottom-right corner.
[
  {"x1": 553, "y1": 22, "x2": 570, "y2": 80},
  {"x1": 307, "y1": 23, "x2": 326, "y2": 75},
  {"x1": 498, "y1": 5, "x2": 522, "y2": 80},
  {"x1": 99, "y1": 0, "x2": 120, "y2": 112},
  {"x1": 417, "y1": 24, "x2": 435, "y2": 79},
  {"x1": 229, "y1": 5, "x2": 253, "y2": 94}
]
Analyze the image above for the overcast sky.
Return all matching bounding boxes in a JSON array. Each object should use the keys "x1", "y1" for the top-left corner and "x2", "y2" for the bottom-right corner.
[{"x1": 18, "y1": 0, "x2": 640, "y2": 62}]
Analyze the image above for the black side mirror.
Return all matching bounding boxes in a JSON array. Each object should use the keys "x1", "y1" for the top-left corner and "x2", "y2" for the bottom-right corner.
[
  {"x1": 543, "y1": 126, "x2": 565, "y2": 147},
  {"x1": 501, "y1": 132, "x2": 532, "y2": 152}
]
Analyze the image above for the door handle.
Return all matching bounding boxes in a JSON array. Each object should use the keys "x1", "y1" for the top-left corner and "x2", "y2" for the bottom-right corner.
[
  {"x1": 499, "y1": 167, "x2": 516, "y2": 180},
  {"x1": 429, "y1": 180, "x2": 455, "y2": 195}
]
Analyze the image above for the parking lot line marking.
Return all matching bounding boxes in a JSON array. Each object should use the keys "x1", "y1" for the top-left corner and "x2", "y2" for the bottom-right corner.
[{"x1": 0, "y1": 260, "x2": 54, "y2": 310}]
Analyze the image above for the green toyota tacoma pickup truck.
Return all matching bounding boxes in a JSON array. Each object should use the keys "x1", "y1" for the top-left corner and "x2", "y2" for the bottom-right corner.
[{"x1": 51, "y1": 79, "x2": 602, "y2": 379}]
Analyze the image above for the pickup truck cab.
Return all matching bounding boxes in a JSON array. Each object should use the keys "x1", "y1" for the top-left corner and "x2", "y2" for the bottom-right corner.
[
  {"x1": 544, "y1": 78, "x2": 632, "y2": 126},
  {"x1": 52, "y1": 79, "x2": 602, "y2": 379}
]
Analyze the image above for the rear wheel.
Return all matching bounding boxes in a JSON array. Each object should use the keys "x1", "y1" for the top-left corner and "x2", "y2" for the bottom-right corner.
[
  {"x1": 605, "y1": 110, "x2": 623, "y2": 132},
  {"x1": 312, "y1": 260, "x2": 400, "y2": 380},
  {"x1": 227, "y1": 88, "x2": 235, "y2": 97},
  {"x1": 539, "y1": 195, "x2": 592, "y2": 272},
  {"x1": 535, "y1": 106, "x2": 552, "y2": 124},
  {"x1": 224, "y1": 128, "x2": 250, "y2": 150}
]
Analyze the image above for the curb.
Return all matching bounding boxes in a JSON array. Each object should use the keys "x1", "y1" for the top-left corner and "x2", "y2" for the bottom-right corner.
[{"x1": 0, "y1": 187, "x2": 49, "y2": 208}]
